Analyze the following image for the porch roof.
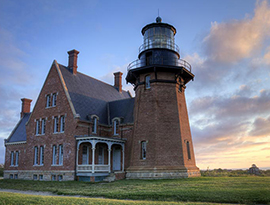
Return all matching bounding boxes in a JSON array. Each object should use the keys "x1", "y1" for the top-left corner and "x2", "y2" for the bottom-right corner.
[{"x1": 75, "y1": 135, "x2": 126, "y2": 144}]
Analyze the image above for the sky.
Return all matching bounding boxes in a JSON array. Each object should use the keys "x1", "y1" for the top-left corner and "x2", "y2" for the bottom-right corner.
[{"x1": 0, "y1": 0, "x2": 269, "y2": 170}]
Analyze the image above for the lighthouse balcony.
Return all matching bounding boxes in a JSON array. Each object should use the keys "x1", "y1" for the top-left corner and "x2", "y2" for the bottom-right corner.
[{"x1": 127, "y1": 57, "x2": 192, "y2": 73}]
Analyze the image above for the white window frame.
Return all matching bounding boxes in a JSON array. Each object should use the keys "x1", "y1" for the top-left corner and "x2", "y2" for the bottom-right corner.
[
  {"x1": 52, "y1": 145, "x2": 57, "y2": 165},
  {"x1": 60, "y1": 116, "x2": 65, "y2": 133},
  {"x1": 41, "y1": 119, "x2": 46, "y2": 135},
  {"x1": 145, "y1": 75, "x2": 151, "y2": 89},
  {"x1": 36, "y1": 120, "x2": 40, "y2": 135},
  {"x1": 54, "y1": 117, "x2": 59, "y2": 133},
  {"x1": 113, "y1": 120, "x2": 119, "y2": 136},
  {"x1": 46, "y1": 94, "x2": 51, "y2": 108},
  {"x1": 10, "y1": 151, "x2": 14, "y2": 166},
  {"x1": 52, "y1": 93, "x2": 57, "y2": 107},
  {"x1": 92, "y1": 117, "x2": 97, "y2": 134},
  {"x1": 15, "y1": 151, "x2": 19, "y2": 166},
  {"x1": 40, "y1": 146, "x2": 44, "y2": 165},
  {"x1": 34, "y1": 147, "x2": 38, "y2": 165},
  {"x1": 59, "y1": 144, "x2": 63, "y2": 165},
  {"x1": 82, "y1": 145, "x2": 89, "y2": 165}
]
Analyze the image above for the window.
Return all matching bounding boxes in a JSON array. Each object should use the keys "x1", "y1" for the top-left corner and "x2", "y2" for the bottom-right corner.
[
  {"x1": 60, "y1": 116, "x2": 65, "y2": 132},
  {"x1": 146, "y1": 52, "x2": 152, "y2": 66},
  {"x1": 39, "y1": 175, "x2": 43, "y2": 180},
  {"x1": 52, "y1": 145, "x2": 57, "y2": 165},
  {"x1": 141, "y1": 141, "x2": 147, "y2": 160},
  {"x1": 59, "y1": 145, "x2": 63, "y2": 165},
  {"x1": 52, "y1": 175, "x2": 56, "y2": 181},
  {"x1": 40, "y1": 146, "x2": 44, "y2": 165},
  {"x1": 41, "y1": 119, "x2": 46, "y2": 135},
  {"x1": 10, "y1": 151, "x2": 14, "y2": 166},
  {"x1": 15, "y1": 151, "x2": 19, "y2": 166},
  {"x1": 186, "y1": 141, "x2": 191, "y2": 160},
  {"x1": 58, "y1": 175, "x2": 63, "y2": 181},
  {"x1": 34, "y1": 147, "x2": 38, "y2": 165},
  {"x1": 113, "y1": 119, "x2": 119, "y2": 136},
  {"x1": 92, "y1": 117, "x2": 97, "y2": 134},
  {"x1": 14, "y1": 174, "x2": 18, "y2": 179},
  {"x1": 33, "y1": 174, "x2": 38, "y2": 180},
  {"x1": 54, "y1": 117, "x2": 59, "y2": 133},
  {"x1": 9, "y1": 174, "x2": 13, "y2": 179},
  {"x1": 82, "y1": 145, "x2": 88, "y2": 164},
  {"x1": 36, "y1": 120, "x2": 40, "y2": 135},
  {"x1": 52, "y1": 93, "x2": 57, "y2": 107},
  {"x1": 145, "y1": 75, "x2": 151, "y2": 89},
  {"x1": 98, "y1": 147, "x2": 104, "y2": 164},
  {"x1": 46, "y1": 94, "x2": 51, "y2": 108}
]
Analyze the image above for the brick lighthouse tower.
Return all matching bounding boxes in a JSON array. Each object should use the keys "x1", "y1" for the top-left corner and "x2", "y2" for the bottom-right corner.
[{"x1": 126, "y1": 17, "x2": 200, "y2": 179}]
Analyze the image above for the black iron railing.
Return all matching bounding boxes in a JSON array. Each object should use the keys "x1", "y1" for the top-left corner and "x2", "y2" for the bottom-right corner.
[{"x1": 127, "y1": 57, "x2": 192, "y2": 72}]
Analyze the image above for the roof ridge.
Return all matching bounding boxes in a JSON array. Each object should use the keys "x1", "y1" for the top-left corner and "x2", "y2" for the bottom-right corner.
[{"x1": 57, "y1": 63, "x2": 129, "y2": 94}]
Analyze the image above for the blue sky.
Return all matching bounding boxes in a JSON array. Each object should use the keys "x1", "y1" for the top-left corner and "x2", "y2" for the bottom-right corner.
[{"x1": 0, "y1": 0, "x2": 270, "y2": 169}]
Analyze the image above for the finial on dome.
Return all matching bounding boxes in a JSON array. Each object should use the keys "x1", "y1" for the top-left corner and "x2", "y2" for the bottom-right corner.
[{"x1": 156, "y1": 16, "x2": 162, "y2": 23}]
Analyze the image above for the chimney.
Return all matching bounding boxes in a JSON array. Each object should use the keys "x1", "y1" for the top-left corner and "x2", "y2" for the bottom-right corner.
[
  {"x1": 20, "y1": 98, "x2": 32, "y2": 118},
  {"x1": 114, "y1": 72, "x2": 123, "y2": 93},
  {"x1": 68, "y1": 49, "x2": 80, "y2": 74}
]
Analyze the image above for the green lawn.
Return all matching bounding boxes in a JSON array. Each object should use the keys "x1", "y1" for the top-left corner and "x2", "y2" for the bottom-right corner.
[
  {"x1": 0, "y1": 192, "x2": 233, "y2": 205},
  {"x1": 0, "y1": 177, "x2": 269, "y2": 204}
]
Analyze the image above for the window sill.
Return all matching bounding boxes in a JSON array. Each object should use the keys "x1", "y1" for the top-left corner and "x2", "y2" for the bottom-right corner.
[
  {"x1": 51, "y1": 164, "x2": 63, "y2": 166},
  {"x1": 33, "y1": 165, "x2": 44, "y2": 167},
  {"x1": 53, "y1": 132, "x2": 64, "y2": 134}
]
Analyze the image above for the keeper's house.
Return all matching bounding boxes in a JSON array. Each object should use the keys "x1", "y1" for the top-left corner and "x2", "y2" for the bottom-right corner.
[{"x1": 4, "y1": 17, "x2": 200, "y2": 181}]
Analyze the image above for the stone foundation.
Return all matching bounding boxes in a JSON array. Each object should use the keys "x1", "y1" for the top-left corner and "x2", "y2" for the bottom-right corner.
[
  {"x1": 4, "y1": 170, "x2": 75, "y2": 181},
  {"x1": 126, "y1": 167, "x2": 201, "y2": 179}
]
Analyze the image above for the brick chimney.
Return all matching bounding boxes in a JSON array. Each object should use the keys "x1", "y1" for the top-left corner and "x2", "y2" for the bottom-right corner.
[
  {"x1": 20, "y1": 98, "x2": 32, "y2": 118},
  {"x1": 68, "y1": 49, "x2": 80, "y2": 74},
  {"x1": 114, "y1": 72, "x2": 123, "y2": 93}
]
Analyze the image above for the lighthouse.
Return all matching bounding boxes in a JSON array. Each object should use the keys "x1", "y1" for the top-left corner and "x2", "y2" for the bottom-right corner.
[{"x1": 126, "y1": 17, "x2": 200, "y2": 179}]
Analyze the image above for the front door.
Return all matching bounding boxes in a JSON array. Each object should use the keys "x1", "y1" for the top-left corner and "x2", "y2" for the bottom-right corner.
[{"x1": 112, "y1": 147, "x2": 121, "y2": 171}]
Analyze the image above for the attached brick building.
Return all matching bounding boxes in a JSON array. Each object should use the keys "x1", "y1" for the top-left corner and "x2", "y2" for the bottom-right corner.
[{"x1": 4, "y1": 17, "x2": 200, "y2": 181}]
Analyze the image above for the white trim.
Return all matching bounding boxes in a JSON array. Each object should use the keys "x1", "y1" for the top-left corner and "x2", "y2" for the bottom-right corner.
[
  {"x1": 5, "y1": 141, "x2": 26, "y2": 146},
  {"x1": 59, "y1": 144, "x2": 63, "y2": 165},
  {"x1": 54, "y1": 61, "x2": 77, "y2": 118}
]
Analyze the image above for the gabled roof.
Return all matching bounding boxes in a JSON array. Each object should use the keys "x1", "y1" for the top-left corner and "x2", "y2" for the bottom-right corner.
[
  {"x1": 57, "y1": 63, "x2": 133, "y2": 124},
  {"x1": 6, "y1": 113, "x2": 30, "y2": 143}
]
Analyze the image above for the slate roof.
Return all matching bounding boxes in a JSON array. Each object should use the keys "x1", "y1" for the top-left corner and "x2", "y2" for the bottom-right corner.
[
  {"x1": 58, "y1": 64, "x2": 134, "y2": 124},
  {"x1": 6, "y1": 113, "x2": 30, "y2": 143},
  {"x1": 109, "y1": 98, "x2": 134, "y2": 124}
]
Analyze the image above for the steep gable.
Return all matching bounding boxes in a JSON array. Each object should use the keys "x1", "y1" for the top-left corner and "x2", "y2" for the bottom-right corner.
[{"x1": 58, "y1": 64, "x2": 132, "y2": 123}]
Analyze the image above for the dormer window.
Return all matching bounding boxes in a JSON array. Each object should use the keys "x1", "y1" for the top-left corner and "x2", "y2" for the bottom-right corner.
[
  {"x1": 46, "y1": 94, "x2": 51, "y2": 108},
  {"x1": 52, "y1": 93, "x2": 57, "y2": 107},
  {"x1": 113, "y1": 119, "x2": 119, "y2": 136},
  {"x1": 92, "y1": 117, "x2": 97, "y2": 134}
]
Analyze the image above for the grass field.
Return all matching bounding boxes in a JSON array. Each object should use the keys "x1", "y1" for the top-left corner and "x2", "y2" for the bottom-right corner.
[
  {"x1": 0, "y1": 177, "x2": 269, "y2": 204},
  {"x1": 0, "y1": 192, "x2": 236, "y2": 205}
]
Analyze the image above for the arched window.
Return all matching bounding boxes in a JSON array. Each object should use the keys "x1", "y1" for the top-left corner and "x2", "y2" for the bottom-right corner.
[
  {"x1": 141, "y1": 141, "x2": 147, "y2": 160},
  {"x1": 186, "y1": 141, "x2": 191, "y2": 160},
  {"x1": 113, "y1": 119, "x2": 119, "y2": 136},
  {"x1": 145, "y1": 75, "x2": 151, "y2": 89},
  {"x1": 92, "y1": 117, "x2": 97, "y2": 134}
]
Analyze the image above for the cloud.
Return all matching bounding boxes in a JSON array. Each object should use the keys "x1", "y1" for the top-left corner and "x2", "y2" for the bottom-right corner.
[
  {"x1": 249, "y1": 116, "x2": 270, "y2": 137},
  {"x1": 190, "y1": 88, "x2": 270, "y2": 122},
  {"x1": 203, "y1": 0, "x2": 270, "y2": 63}
]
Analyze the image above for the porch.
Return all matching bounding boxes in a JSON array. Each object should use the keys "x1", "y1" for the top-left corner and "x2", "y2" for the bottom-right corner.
[{"x1": 75, "y1": 136, "x2": 125, "y2": 181}]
